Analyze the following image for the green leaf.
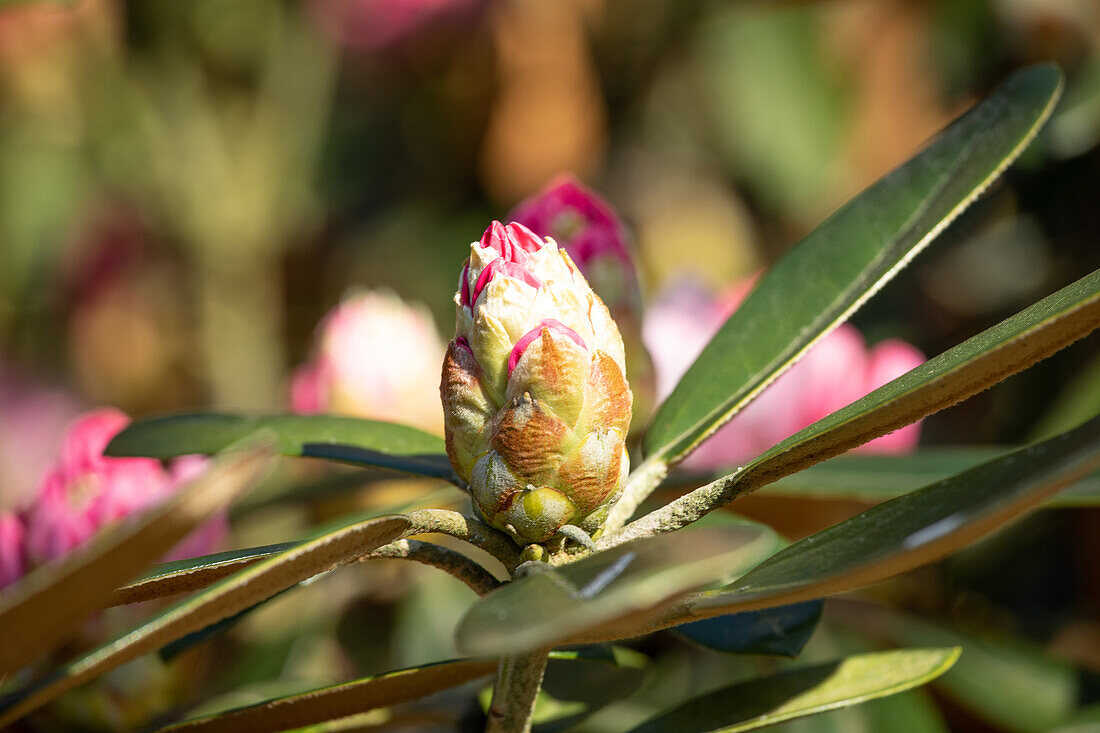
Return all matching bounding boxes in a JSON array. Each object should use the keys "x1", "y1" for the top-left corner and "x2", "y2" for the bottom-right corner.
[
  {"x1": 160, "y1": 657, "x2": 499, "y2": 732},
  {"x1": 0, "y1": 514, "x2": 414, "y2": 727},
  {"x1": 0, "y1": 446, "x2": 272, "y2": 677},
  {"x1": 644, "y1": 64, "x2": 1063, "y2": 465},
  {"x1": 106, "y1": 413, "x2": 453, "y2": 480},
  {"x1": 534, "y1": 646, "x2": 650, "y2": 733},
  {"x1": 754, "y1": 449, "x2": 1100, "y2": 507},
  {"x1": 844, "y1": 609, "x2": 1078, "y2": 732},
  {"x1": 673, "y1": 600, "x2": 824, "y2": 658},
  {"x1": 689, "y1": 414, "x2": 1100, "y2": 620},
  {"x1": 627, "y1": 647, "x2": 961, "y2": 732},
  {"x1": 456, "y1": 525, "x2": 780, "y2": 656}
]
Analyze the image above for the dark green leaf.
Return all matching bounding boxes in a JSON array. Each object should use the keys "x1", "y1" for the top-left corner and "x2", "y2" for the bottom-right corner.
[
  {"x1": 673, "y1": 601, "x2": 824, "y2": 658},
  {"x1": 645, "y1": 64, "x2": 1064, "y2": 465},
  {"x1": 456, "y1": 525, "x2": 779, "y2": 656},
  {"x1": 627, "y1": 647, "x2": 960, "y2": 732},
  {"x1": 106, "y1": 413, "x2": 453, "y2": 480},
  {"x1": 690, "y1": 414, "x2": 1100, "y2": 619}
]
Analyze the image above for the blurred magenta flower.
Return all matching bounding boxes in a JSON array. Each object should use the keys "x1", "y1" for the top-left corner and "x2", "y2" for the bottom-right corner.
[
  {"x1": 509, "y1": 174, "x2": 639, "y2": 313},
  {"x1": 644, "y1": 278, "x2": 925, "y2": 470},
  {"x1": 0, "y1": 511, "x2": 25, "y2": 589},
  {"x1": 308, "y1": 0, "x2": 479, "y2": 52},
  {"x1": 510, "y1": 175, "x2": 656, "y2": 428},
  {"x1": 21, "y1": 408, "x2": 224, "y2": 569},
  {"x1": 291, "y1": 290, "x2": 446, "y2": 434}
]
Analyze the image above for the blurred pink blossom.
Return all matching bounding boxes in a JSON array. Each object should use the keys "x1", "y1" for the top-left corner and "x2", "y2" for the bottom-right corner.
[
  {"x1": 21, "y1": 408, "x2": 225, "y2": 570},
  {"x1": 509, "y1": 174, "x2": 639, "y2": 313},
  {"x1": 291, "y1": 290, "x2": 446, "y2": 434},
  {"x1": 0, "y1": 511, "x2": 25, "y2": 589},
  {"x1": 644, "y1": 278, "x2": 925, "y2": 470}
]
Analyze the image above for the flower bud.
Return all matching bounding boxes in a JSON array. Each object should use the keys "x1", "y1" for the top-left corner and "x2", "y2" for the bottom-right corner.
[
  {"x1": 291, "y1": 290, "x2": 446, "y2": 435},
  {"x1": 441, "y1": 221, "x2": 632, "y2": 544},
  {"x1": 510, "y1": 175, "x2": 656, "y2": 430},
  {"x1": 0, "y1": 511, "x2": 25, "y2": 590}
]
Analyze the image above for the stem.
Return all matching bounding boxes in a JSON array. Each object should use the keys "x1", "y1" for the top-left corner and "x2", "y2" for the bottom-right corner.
[
  {"x1": 404, "y1": 509, "x2": 522, "y2": 570},
  {"x1": 367, "y1": 539, "x2": 502, "y2": 596},
  {"x1": 486, "y1": 649, "x2": 550, "y2": 733},
  {"x1": 601, "y1": 456, "x2": 669, "y2": 535},
  {"x1": 598, "y1": 468, "x2": 747, "y2": 550}
]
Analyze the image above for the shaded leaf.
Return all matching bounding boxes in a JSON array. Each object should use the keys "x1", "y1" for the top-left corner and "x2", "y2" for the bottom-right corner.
[
  {"x1": 674, "y1": 601, "x2": 824, "y2": 658},
  {"x1": 645, "y1": 64, "x2": 1063, "y2": 465},
  {"x1": 627, "y1": 647, "x2": 960, "y2": 733},
  {"x1": 107, "y1": 413, "x2": 453, "y2": 480},
  {"x1": 0, "y1": 515, "x2": 413, "y2": 726},
  {"x1": 162, "y1": 657, "x2": 499, "y2": 732},
  {"x1": 0, "y1": 446, "x2": 273, "y2": 676},
  {"x1": 456, "y1": 525, "x2": 780, "y2": 656},
  {"x1": 689, "y1": 414, "x2": 1100, "y2": 619}
]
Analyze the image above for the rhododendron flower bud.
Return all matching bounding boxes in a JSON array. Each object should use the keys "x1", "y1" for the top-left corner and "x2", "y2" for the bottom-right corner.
[
  {"x1": 0, "y1": 511, "x2": 25, "y2": 589},
  {"x1": 291, "y1": 290, "x2": 446, "y2": 435},
  {"x1": 644, "y1": 278, "x2": 925, "y2": 469},
  {"x1": 441, "y1": 221, "x2": 632, "y2": 545},
  {"x1": 22, "y1": 408, "x2": 225, "y2": 567},
  {"x1": 510, "y1": 175, "x2": 655, "y2": 429}
]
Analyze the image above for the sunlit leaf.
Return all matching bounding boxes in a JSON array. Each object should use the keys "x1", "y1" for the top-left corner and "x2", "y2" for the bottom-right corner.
[
  {"x1": 627, "y1": 647, "x2": 960, "y2": 732},
  {"x1": 106, "y1": 413, "x2": 454, "y2": 480},
  {"x1": 0, "y1": 446, "x2": 272, "y2": 676},
  {"x1": 0, "y1": 515, "x2": 413, "y2": 726},
  {"x1": 161, "y1": 657, "x2": 499, "y2": 732},
  {"x1": 456, "y1": 525, "x2": 780, "y2": 656},
  {"x1": 645, "y1": 64, "x2": 1063, "y2": 466},
  {"x1": 673, "y1": 601, "x2": 824, "y2": 658},
  {"x1": 752, "y1": 449, "x2": 1100, "y2": 507}
]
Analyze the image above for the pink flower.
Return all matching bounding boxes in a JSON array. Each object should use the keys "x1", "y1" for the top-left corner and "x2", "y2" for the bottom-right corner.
[
  {"x1": 644, "y1": 278, "x2": 925, "y2": 470},
  {"x1": 21, "y1": 408, "x2": 224, "y2": 568},
  {"x1": 509, "y1": 174, "x2": 639, "y2": 314},
  {"x1": 0, "y1": 511, "x2": 25, "y2": 589},
  {"x1": 291, "y1": 290, "x2": 446, "y2": 434}
]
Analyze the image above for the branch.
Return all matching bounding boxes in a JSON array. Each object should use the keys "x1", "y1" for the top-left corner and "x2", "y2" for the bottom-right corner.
[
  {"x1": 367, "y1": 539, "x2": 502, "y2": 596},
  {"x1": 600, "y1": 456, "x2": 669, "y2": 535},
  {"x1": 485, "y1": 649, "x2": 549, "y2": 733},
  {"x1": 403, "y1": 509, "x2": 522, "y2": 570}
]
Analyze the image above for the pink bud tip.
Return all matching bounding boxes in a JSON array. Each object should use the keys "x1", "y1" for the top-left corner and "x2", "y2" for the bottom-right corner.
[
  {"x1": 455, "y1": 336, "x2": 473, "y2": 356},
  {"x1": 508, "y1": 319, "x2": 587, "y2": 376},
  {"x1": 471, "y1": 257, "x2": 544, "y2": 306},
  {"x1": 508, "y1": 222, "x2": 544, "y2": 253},
  {"x1": 460, "y1": 261, "x2": 471, "y2": 307}
]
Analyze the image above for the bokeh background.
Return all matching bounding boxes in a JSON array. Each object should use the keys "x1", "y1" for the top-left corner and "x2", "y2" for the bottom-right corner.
[{"x1": 1, "y1": 0, "x2": 1099, "y2": 730}]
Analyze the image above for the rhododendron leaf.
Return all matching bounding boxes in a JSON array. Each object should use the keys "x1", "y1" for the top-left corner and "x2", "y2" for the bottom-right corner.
[
  {"x1": 645, "y1": 64, "x2": 1063, "y2": 466},
  {"x1": 0, "y1": 445, "x2": 273, "y2": 677},
  {"x1": 455, "y1": 525, "x2": 779, "y2": 656},
  {"x1": 107, "y1": 412, "x2": 453, "y2": 480},
  {"x1": 626, "y1": 647, "x2": 960, "y2": 733},
  {"x1": 685, "y1": 414, "x2": 1100, "y2": 620},
  {"x1": 737, "y1": 269, "x2": 1100, "y2": 493},
  {"x1": 758, "y1": 449, "x2": 1100, "y2": 507},
  {"x1": 673, "y1": 600, "x2": 824, "y2": 658},
  {"x1": 160, "y1": 657, "x2": 499, "y2": 732},
  {"x1": 0, "y1": 514, "x2": 412, "y2": 727}
]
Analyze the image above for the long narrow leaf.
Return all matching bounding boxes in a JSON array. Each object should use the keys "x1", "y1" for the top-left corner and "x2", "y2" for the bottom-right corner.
[
  {"x1": 644, "y1": 64, "x2": 1063, "y2": 465},
  {"x1": 0, "y1": 445, "x2": 273, "y2": 676},
  {"x1": 627, "y1": 647, "x2": 960, "y2": 733},
  {"x1": 0, "y1": 514, "x2": 413, "y2": 726},
  {"x1": 162, "y1": 657, "x2": 499, "y2": 732},
  {"x1": 106, "y1": 413, "x2": 454, "y2": 480}
]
